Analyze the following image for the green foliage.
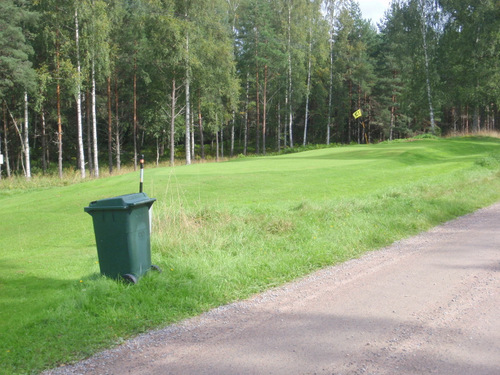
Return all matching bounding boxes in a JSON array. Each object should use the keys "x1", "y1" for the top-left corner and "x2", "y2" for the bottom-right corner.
[
  {"x1": 0, "y1": 0, "x2": 38, "y2": 97},
  {"x1": 1, "y1": 0, "x2": 499, "y2": 182},
  {"x1": 1, "y1": 138, "x2": 500, "y2": 374}
]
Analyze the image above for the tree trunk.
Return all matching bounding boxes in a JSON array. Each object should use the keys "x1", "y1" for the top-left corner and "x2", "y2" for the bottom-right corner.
[
  {"x1": 284, "y1": 89, "x2": 288, "y2": 148},
  {"x1": 255, "y1": 39, "x2": 260, "y2": 154},
  {"x1": 0, "y1": 119, "x2": 2, "y2": 179},
  {"x1": 56, "y1": 31, "x2": 63, "y2": 179},
  {"x1": 473, "y1": 106, "x2": 480, "y2": 132},
  {"x1": 303, "y1": 27, "x2": 312, "y2": 146},
  {"x1": 107, "y1": 77, "x2": 113, "y2": 174},
  {"x1": 41, "y1": 109, "x2": 47, "y2": 173},
  {"x1": 327, "y1": 31, "x2": 333, "y2": 145},
  {"x1": 170, "y1": 77, "x2": 176, "y2": 166},
  {"x1": 231, "y1": 111, "x2": 235, "y2": 157},
  {"x1": 390, "y1": 70, "x2": 396, "y2": 141},
  {"x1": 465, "y1": 105, "x2": 469, "y2": 134},
  {"x1": 277, "y1": 101, "x2": 281, "y2": 152},
  {"x1": 86, "y1": 87, "x2": 93, "y2": 175},
  {"x1": 262, "y1": 64, "x2": 267, "y2": 154},
  {"x1": 191, "y1": 110, "x2": 195, "y2": 160},
  {"x1": 287, "y1": 2, "x2": 293, "y2": 147},
  {"x1": 216, "y1": 128, "x2": 219, "y2": 162},
  {"x1": 2, "y1": 102, "x2": 10, "y2": 177},
  {"x1": 7, "y1": 102, "x2": 26, "y2": 175},
  {"x1": 198, "y1": 93, "x2": 205, "y2": 159},
  {"x1": 133, "y1": 50, "x2": 138, "y2": 171},
  {"x1": 244, "y1": 73, "x2": 249, "y2": 155},
  {"x1": 348, "y1": 78, "x2": 352, "y2": 143},
  {"x1": 0, "y1": 107, "x2": 2, "y2": 179},
  {"x1": 357, "y1": 87, "x2": 361, "y2": 144},
  {"x1": 75, "y1": 8, "x2": 85, "y2": 178},
  {"x1": 115, "y1": 75, "x2": 121, "y2": 171},
  {"x1": 390, "y1": 99, "x2": 395, "y2": 141},
  {"x1": 185, "y1": 31, "x2": 191, "y2": 165},
  {"x1": 91, "y1": 60, "x2": 99, "y2": 177},
  {"x1": 452, "y1": 107, "x2": 457, "y2": 134},
  {"x1": 221, "y1": 120, "x2": 224, "y2": 158},
  {"x1": 156, "y1": 137, "x2": 160, "y2": 165},
  {"x1": 420, "y1": 0, "x2": 435, "y2": 132},
  {"x1": 491, "y1": 105, "x2": 496, "y2": 131},
  {"x1": 24, "y1": 92, "x2": 31, "y2": 180}
]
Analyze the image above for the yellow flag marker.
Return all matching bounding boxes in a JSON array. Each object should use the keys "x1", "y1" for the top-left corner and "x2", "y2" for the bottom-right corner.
[{"x1": 353, "y1": 109, "x2": 362, "y2": 119}]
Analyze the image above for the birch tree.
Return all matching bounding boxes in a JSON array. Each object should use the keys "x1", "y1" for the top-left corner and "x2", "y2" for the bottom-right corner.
[
  {"x1": 79, "y1": 0, "x2": 111, "y2": 177},
  {"x1": 23, "y1": 92, "x2": 31, "y2": 179},
  {"x1": 143, "y1": 0, "x2": 183, "y2": 165},
  {"x1": 324, "y1": 0, "x2": 349, "y2": 144},
  {"x1": 1, "y1": 103, "x2": 10, "y2": 178},
  {"x1": 32, "y1": 0, "x2": 72, "y2": 178},
  {"x1": 287, "y1": 0, "x2": 294, "y2": 147},
  {"x1": 74, "y1": 5, "x2": 86, "y2": 178},
  {"x1": 417, "y1": 0, "x2": 436, "y2": 132},
  {"x1": 302, "y1": 0, "x2": 322, "y2": 146}
]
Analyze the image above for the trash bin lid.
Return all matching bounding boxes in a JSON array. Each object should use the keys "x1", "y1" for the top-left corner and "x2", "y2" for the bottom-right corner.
[{"x1": 84, "y1": 192, "x2": 156, "y2": 212}]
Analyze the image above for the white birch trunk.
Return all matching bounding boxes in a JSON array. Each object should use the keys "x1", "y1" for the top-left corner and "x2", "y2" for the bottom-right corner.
[
  {"x1": 287, "y1": 2, "x2": 293, "y2": 147},
  {"x1": 420, "y1": 0, "x2": 435, "y2": 132},
  {"x1": 170, "y1": 77, "x2": 176, "y2": 166},
  {"x1": 191, "y1": 108, "x2": 195, "y2": 160},
  {"x1": 327, "y1": 35, "x2": 333, "y2": 145},
  {"x1": 92, "y1": 60, "x2": 99, "y2": 177},
  {"x1": 185, "y1": 31, "x2": 191, "y2": 165},
  {"x1": 2, "y1": 103, "x2": 11, "y2": 177},
  {"x1": 231, "y1": 111, "x2": 235, "y2": 157},
  {"x1": 75, "y1": 8, "x2": 85, "y2": 178},
  {"x1": 215, "y1": 113, "x2": 219, "y2": 162},
  {"x1": 390, "y1": 102, "x2": 395, "y2": 141},
  {"x1": 7, "y1": 103, "x2": 26, "y2": 175},
  {"x1": 115, "y1": 78, "x2": 121, "y2": 171},
  {"x1": 303, "y1": 26, "x2": 312, "y2": 146},
  {"x1": 277, "y1": 101, "x2": 281, "y2": 151},
  {"x1": 56, "y1": 32, "x2": 63, "y2": 179},
  {"x1": 284, "y1": 89, "x2": 288, "y2": 148},
  {"x1": 24, "y1": 92, "x2": 31, "y2": 179},
  {"x1": 0, "y1": 114, "x2": 2, "y2": 179},
  {"x1": 262, "y1": 65, "x2": 267, "y2": 154},
  {"x1": 221, "y1": 119, "x2": 224, "y2": 158},
  {"x1": 244, "y1": 72, "x2": 249, "y2": 155}
]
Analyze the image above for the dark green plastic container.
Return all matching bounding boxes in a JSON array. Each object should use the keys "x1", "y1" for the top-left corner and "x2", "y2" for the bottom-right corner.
[{"x1": 84, "y1": 193, "x2": 156, "y2": 283}]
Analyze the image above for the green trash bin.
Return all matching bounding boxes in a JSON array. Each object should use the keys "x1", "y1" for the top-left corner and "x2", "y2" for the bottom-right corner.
[{"x1": 84, "y1": 193, "x2": 158, "y2": 283}]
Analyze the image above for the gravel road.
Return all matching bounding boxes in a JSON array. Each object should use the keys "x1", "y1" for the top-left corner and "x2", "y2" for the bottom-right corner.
[{"x1": 44, "y1": 202, "x2": 500, "y2": 375}]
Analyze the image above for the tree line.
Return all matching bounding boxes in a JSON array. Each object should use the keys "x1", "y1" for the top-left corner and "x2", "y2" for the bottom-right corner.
[{"x1": 1, "y1": 0, "x2": 499, "y2": 179}]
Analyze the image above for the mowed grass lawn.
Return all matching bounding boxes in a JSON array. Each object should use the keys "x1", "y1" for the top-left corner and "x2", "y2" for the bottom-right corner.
[{"x1": 1, "y1": 137, "x2": 500, "y2": 374}]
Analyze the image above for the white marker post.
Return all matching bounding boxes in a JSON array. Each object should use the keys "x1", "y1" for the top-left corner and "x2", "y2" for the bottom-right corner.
[
  {"x1": 139, "y1": 155, "x2": 153, "y2": 233},
  {"x1": 139, "y1": 154, "x2": 144, "y2": 193}
]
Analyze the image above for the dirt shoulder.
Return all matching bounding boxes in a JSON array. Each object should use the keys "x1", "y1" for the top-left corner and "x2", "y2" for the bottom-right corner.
[{"x1": 45, "y1": 202, "x2": 500, "y2": 375}]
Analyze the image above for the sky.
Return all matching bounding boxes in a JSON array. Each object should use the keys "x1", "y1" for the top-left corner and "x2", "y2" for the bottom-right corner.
[{"x1": 357, "y1": 0, "x2": 392, "y2": 25}]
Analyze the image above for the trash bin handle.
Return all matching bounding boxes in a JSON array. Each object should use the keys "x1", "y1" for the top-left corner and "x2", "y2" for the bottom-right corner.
[{"x1": 128, "y1": 198, "x2": 156, "y2": 207}]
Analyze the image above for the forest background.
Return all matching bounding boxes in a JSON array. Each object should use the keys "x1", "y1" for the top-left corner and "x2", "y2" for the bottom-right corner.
[{"x1": 1, "y1": 0, "x2": 499, "y2": 179}]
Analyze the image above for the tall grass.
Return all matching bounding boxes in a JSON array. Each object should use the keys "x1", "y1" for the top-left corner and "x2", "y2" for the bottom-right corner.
[{"x1": 1, "y1": 137, "x2": 500, "y2": 374}]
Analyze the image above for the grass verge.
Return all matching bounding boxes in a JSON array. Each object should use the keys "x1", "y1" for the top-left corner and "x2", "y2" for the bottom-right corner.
[{"x1": 1, "y1": 137, "x2": 499, "y2": 374}]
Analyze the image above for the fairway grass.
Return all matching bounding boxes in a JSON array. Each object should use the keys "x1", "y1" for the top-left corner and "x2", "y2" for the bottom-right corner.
[{"x1": 1, "y1": 137, "x2": 500, "y2": 374}]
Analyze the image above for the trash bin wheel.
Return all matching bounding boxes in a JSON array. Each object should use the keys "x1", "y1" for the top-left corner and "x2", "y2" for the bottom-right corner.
[
  {"x1": 151, "y1": 264, "x2": 162, "y2": 273},
  {"x1": 122, "y1": 274, "x2": 138, "y2": 284}
]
